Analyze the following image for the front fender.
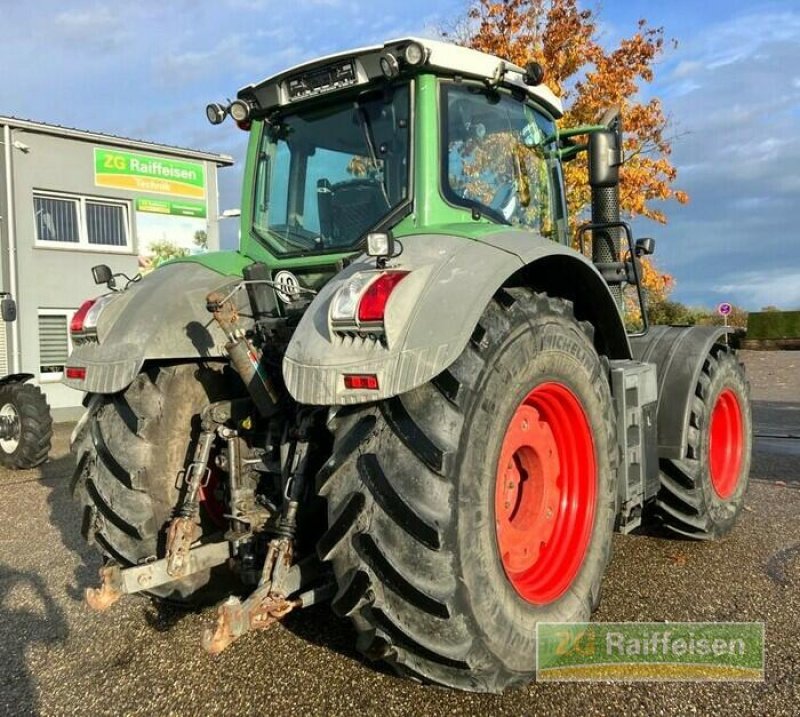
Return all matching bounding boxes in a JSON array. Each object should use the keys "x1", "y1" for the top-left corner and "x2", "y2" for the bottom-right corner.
[
  {"x1": 630, "y1": 325, "x2": 734, "y2": 459},
  {"x1": 0, "y1": 373, "x2": 34, "y2": 387},
  {"x1": 64, "y1": 262, "x2": 249, "y2": 394},
  {"x1": 283, "y1": 230, "x2": 624, "y2": 405}
]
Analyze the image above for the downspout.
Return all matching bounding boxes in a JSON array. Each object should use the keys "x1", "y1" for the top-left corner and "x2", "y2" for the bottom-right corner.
[{"x1": 3, "y1": 124, "x2": 21, "y2": 373}]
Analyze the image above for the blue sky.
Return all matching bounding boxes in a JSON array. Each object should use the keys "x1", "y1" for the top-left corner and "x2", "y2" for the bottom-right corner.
[{"x1": 2, "y1": 0, "x2": 799, "y2": 309}]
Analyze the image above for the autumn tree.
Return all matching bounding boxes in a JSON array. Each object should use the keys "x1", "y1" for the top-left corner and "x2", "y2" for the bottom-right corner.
[{"x1": 444, "y1": 0, "x2": 687, "y2": 304}]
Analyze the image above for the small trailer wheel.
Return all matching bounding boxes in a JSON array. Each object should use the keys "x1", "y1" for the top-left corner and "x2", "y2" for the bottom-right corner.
[{"x1": 0, "y1": 382, "x2": 52, "y2": 469}]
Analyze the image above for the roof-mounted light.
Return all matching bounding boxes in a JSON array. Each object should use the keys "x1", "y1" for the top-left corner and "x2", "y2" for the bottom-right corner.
[
  {"x1": 380, "y1": 52, "x2": 400, "y2": 78},
  {"x1": 229, "y1": 99, "x2": 253, "y2": 123},
  {"x1": 403, "y1": 41, "x2": 428, "y2": 66},
  {"x1": 206, "y1": 102, "x2": 227, "y2": 125},
  {"x1": 523, "y1": 61, "x2": 545, "y2": 86}
]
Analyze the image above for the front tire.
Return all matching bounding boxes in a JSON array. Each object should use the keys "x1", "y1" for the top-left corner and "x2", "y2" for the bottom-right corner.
[
  {"x1": 317, "y1": 290, "x2": 618, "y2": 692},
  {"x1": 0, "y1": 382, "x2": 52, "y2": 469},
  {"x1": 654, "y1": 344, "x2": 752, "y2": 539}
]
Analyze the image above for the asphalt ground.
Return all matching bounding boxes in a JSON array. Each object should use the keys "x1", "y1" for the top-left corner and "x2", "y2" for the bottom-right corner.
[{"x1": 1, "y1": 352, "x2": 798, "y2": 716}]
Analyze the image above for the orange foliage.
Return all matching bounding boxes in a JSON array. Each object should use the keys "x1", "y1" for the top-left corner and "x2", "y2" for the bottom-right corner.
[{"x1": 445, "y1": 0, "x2": 686, "y2": 298}]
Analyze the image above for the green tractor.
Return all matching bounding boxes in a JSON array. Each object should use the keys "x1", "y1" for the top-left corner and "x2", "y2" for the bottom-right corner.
[{"x1": 67, "y1": 38, "x2": 751, "y2": 692}]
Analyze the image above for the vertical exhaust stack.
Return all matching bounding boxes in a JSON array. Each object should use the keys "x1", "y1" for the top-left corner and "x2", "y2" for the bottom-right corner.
[{"x1": 588, "y1": 109, "x2": 624, "y2": 311}]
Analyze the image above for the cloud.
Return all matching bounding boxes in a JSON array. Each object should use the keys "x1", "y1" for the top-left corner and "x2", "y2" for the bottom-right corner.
[
  {"x1": 715, "y1": 269, "x2": 800, "y2": 310},
  {"x1": 645, "y1": 8, "x2": 800, "y2": 309},
  {"x1": 52, "y1": 4, "x2": 133, "y2": 51}
]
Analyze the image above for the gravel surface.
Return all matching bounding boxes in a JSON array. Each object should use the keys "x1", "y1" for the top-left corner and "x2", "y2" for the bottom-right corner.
[
  {"x1": 739, "y1": 350, "x2": 799, "y2": 403},
  {"x1": 0, "y1": 352, "x2": 798, "y2": 716}
]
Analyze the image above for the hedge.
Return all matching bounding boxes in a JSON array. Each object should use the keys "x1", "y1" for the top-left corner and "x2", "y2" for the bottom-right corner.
[{"x1": 746, "y1": 311, "x2": 800, "y2": 340}]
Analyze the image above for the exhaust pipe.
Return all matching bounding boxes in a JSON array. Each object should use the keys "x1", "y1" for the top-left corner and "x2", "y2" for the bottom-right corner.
[{"x1": 588, "y1": 109, "x2": 623, "y2": 310}]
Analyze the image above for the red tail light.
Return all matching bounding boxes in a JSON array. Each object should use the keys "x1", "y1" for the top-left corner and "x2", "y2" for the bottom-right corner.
[
  {"x1": 70, "y1": 298, "x2": 97, "y2": 334},
  {"x1": 357, "y1": 271, "x2": 409, "y2": 323},
  {"x1": 66, "y1": 367, "x2": 86, "y2": 380}
]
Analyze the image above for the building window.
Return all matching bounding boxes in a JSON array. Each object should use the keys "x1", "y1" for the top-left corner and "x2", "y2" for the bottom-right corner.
[
  {"x1": 34, "y1": 195, "x2": 80, "y2": 243},
  {"x1": 86, "y1": 200, "x2": 127, "y2": 247},
  {"x1": 33, "y1": 192, "x2": 131, "y2": 252},
  {"x1": 38, "y1": 310, "x2": 74, "y2": 381}
]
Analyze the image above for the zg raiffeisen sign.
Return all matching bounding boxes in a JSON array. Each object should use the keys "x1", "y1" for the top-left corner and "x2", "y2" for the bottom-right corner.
[{"x1": 94, "y1": 148, "x2": 206, "y2": 200}]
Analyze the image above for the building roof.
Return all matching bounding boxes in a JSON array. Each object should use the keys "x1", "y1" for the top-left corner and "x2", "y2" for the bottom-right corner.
[{"x1": 0, "y1": 115, "x2": 234, "y2": 166}]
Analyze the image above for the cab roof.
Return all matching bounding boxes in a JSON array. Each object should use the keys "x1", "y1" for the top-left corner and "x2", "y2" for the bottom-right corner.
[{"x1": 237, "y1": 37, "x2": 563, "y2": 119}]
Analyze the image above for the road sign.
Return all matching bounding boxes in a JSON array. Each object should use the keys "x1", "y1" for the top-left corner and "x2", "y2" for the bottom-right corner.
[{"x1": 718, "y1": 302, "x2": 732, "y2": 317}]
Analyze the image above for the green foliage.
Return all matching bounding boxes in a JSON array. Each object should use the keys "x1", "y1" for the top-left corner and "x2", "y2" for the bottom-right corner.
[
  {"x1": 647, "y1": 300, "x2": 748, "y2": 328},
  {"x1": 193, "y1": 230, "x2": 208, "y2": 250},
  {"x1": 148, "y1": 240, "x2": 189, "y2": 267},
  {"x1": 746, "y1": 311, "x2": 800, "y2": 340}
]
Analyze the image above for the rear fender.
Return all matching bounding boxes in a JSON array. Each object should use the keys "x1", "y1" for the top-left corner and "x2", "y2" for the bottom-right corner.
[
  {"x1": 63, "y1": 262, "x2": 251, "y2": 394},
  {"x1": 0, "y1": 373, "x2": 34, "y2": 387},
  {"x1": 630, "y1": 325, "x2": 734, "y2": 459},
  {"x1": 283, "y1": 230, "x2": 630, "y2": 405}
]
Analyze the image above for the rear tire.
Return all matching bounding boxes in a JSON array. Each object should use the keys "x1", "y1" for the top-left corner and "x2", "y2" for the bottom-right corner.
[
  {"x1": 317, "y1": 290, "x2": 618, "y2": 692},
  {"x1": 0, "y1": 382, "x2": 52, "y2": 469},
  {"x1": 71, "y1": 363, "x2": 239, "y2": 604},
  {"x1": 655, "y1": 344, "x2": 752, "y2": 539}
]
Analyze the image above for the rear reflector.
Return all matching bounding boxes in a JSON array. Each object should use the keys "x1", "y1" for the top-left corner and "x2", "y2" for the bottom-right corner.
[
  {"x1": 66, "y1": 367, "x2": 86, "y2": 380},
  {"x1": 344, "y1": 374, "x2": 379, "y2": 390}
]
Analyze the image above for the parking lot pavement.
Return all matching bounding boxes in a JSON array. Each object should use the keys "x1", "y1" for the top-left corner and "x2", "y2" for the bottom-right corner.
[{"x1": 1, "y1": 353, "x2": 798, "y2": 716}]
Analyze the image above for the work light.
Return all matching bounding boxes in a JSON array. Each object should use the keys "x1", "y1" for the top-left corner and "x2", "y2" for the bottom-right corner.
[
  {"x1": 205, "y1": 103, "x2": 227, "y2": 125},
  {"x1": 404, "y1": 42, "x2": 427, "y2": 66},
  {"x1": 229, "y1": 99, "x2": 252, "y2": 123},
  {"x1": 380, "y1": 52, "x2": 400, "y2": 79}
]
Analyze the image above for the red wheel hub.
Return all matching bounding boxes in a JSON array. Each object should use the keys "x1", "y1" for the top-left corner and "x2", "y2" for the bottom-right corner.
[
  {"x1": 495, "y1": 382, "x2": 597, "y2": 605},
  {"x1": 708, "y1": 388, "x2": 744, "y2": 499}
]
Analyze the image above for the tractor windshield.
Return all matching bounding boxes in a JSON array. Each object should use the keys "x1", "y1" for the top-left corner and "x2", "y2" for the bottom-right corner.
[{"x1": 252, "y1": 83, "x2": 411, "y2": 256}]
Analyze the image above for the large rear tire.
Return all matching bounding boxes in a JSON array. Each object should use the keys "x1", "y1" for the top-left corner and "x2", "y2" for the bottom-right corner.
[
  {"x1": 71, "y1": 363, "x2": 239, "y2": 603},
  {"x1": 317, "y1": 290, "x2": 618, "y2": 692},
  {"x1": 654, "y1": 344, "x2": 752, "y2": 539},
  {"x1": 0, "y1": 382, "x2": 52, "y2": 469}
]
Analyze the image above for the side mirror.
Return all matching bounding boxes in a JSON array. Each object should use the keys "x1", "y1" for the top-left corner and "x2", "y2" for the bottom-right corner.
[
  {"x1": 588, "y1": 108, "x2": 623, "y2": 189},
  {"x1": 635, "y1": 237, "x2": 656, "y2": 257},
  {"x1": 1, "y1": 296, "x2": 16, "y2": 322},
  {"x1": 588, "y1": 129, "x2": 621, "y2": 188},
  {"x1": 92, "y1": 264, "x2": 113, "y2": 286}
]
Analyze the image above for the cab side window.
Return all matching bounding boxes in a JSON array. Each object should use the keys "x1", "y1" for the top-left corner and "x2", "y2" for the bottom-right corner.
[{"x1": 443, "y1": 83, "x2": 555, "y2": 238}]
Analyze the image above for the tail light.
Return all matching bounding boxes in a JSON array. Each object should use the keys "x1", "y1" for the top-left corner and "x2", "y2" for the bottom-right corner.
[
  {"x1": 70, "y1": 298, "x2": 97, "y2": 334},
  {"x1": 357, "y1": 272, "x2": 409, "y2": 323},
  {"x1": 330, "y1": 270, "x2": 409, "y2": 329},
  {"x1": 71, "y1": 295, "x2": 114, "y2": 339}
]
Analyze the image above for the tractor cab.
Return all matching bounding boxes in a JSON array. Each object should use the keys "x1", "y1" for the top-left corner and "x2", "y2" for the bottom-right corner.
[{"x1": 208, "y1": 38, "x2": 572, "y2": 265}]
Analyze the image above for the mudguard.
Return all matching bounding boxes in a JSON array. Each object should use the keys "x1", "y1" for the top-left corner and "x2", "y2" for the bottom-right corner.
[
  {"x1": 64, "y1": 262, "x2": 249, "y2": 394},
  {"x1": 283, "y1": 230, "x2": 630, "y2": 405},
  {"x1": 0, "y1": 373, "x2": 34, "y2": 387},
  {"x1": 630, "y1": 325, "x2": 733, "y2": 460}
]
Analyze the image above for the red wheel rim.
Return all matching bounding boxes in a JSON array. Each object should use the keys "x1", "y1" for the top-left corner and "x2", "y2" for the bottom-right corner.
[
  {"x1": 708, "y1": 388, "x2": 744, "y2": 499},
  {"x1": 495, "y1": 382, "x2": 597, "y2": 605}
]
